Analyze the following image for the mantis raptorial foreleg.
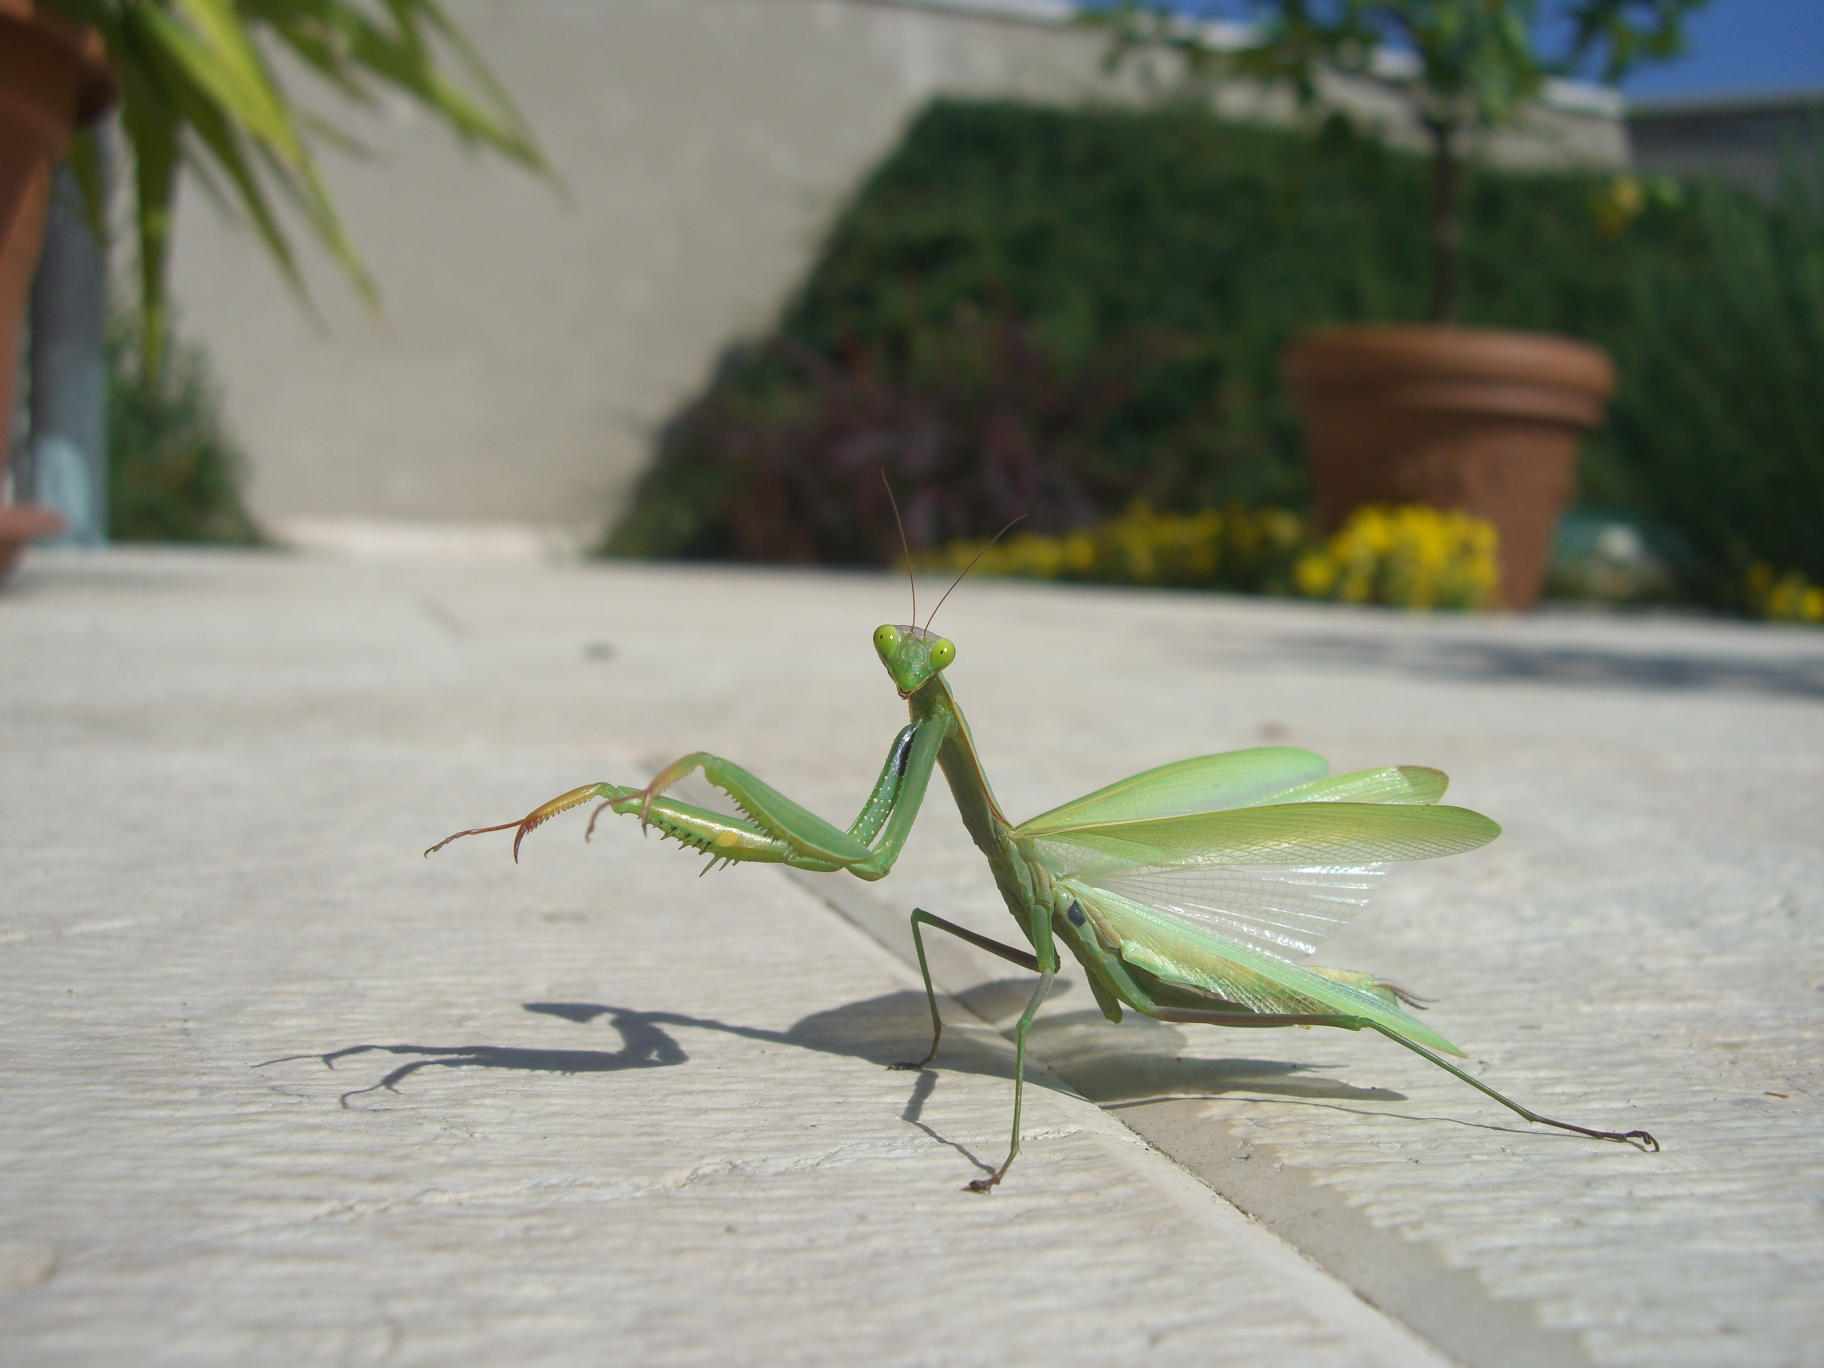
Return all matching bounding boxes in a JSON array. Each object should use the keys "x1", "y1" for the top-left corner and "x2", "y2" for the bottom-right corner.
[
  {"x1": 426, "y1": 783, "x2": 804, "y2": 866},
  {"x1": 426, "y1": 721, "x2": 944, "y2": 877}
]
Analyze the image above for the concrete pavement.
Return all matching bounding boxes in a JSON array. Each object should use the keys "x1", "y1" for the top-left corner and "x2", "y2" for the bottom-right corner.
[{"x1": 3, "y1": 548, "x2": 1820, "y2": 1366}]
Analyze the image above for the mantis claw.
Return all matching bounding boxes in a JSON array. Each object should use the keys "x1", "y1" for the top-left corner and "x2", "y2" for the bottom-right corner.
[{"x1": 425, "y1": 785, "x2": 605, "y2": 863}]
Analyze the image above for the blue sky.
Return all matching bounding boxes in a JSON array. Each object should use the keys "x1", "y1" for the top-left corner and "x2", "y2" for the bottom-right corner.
[
  {"x1": 1612, "y1": 0, "x2": 1824, "y2": 100},
  {"x1": 1122, "y1": 1, "x2": 1824, "y2": 100}
]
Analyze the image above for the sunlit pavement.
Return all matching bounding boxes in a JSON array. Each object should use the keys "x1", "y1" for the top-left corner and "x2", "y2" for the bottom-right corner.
[{"x1": 4, "y1": 546, "x2": 1820, "y2": 1367}]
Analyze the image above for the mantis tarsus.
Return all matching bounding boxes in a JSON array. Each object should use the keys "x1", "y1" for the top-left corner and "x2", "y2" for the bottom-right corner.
[{"x1": 428, "y1": 547, "x2": 1658, "y2": 1190}]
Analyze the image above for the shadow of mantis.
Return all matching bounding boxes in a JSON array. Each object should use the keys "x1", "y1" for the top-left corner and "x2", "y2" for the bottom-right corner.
[{"x1": 263, "y1": 979, "x2": 1403, "y2": 1134}]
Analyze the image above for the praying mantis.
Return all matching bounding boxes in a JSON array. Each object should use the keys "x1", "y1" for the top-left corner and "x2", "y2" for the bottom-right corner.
[{"x1": 427, "y1": 532, "x2": 1658, "y2": 1191}]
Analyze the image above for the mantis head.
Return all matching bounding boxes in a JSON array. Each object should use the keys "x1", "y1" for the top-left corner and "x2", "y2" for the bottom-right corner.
[{"x1": 873, "y1": 624, "x2": 955, "y2": 699}]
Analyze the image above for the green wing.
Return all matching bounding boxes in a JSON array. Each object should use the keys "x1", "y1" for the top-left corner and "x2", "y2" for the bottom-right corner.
[
  {"x1": 1017, "y1": 747, "x2": 1328, "y2": 836},
  {"x1": 1252, "y1": 765, "x2": 1448, "y2": 806},
  {"x1": 1024, "y1": 801, "x2": 1500, "y2": 879},
  {"x1": 1017, "y1": 751, "x2": 1451, "y2": 839},
  {"x1": 1064, "y1": 879, "x2": 1465, "y2": 1055},
  {"x1": 1023, "y1": 749, "x2": 1492, "y2": 1055}
]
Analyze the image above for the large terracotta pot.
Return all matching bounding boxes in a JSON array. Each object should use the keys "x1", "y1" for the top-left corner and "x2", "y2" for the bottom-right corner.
[
  {"x1": 1283, "y1": 325, "x2": 1616, "y2": 611},
  {"x1": 0, "y1": 0, "x2": 115, "y2": 577}
]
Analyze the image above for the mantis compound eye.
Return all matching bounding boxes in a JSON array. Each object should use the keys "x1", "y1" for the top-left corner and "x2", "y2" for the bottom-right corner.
[
  {"x1": 873, "y1": 624, "x2": 903, "y2": 657},
  {"x1": 930, "y1": 637, "x2": 956, "y2": 670}
]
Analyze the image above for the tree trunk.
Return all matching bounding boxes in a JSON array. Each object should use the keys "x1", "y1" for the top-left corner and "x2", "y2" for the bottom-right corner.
[{"x1": 1425, "y1": 118, "x2": 1460, "y2": 325}]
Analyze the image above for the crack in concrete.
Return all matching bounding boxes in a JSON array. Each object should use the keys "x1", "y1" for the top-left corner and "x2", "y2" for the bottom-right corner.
[{"x1": 787, "y1": 864, "x2": 1598, "y2": 1368}]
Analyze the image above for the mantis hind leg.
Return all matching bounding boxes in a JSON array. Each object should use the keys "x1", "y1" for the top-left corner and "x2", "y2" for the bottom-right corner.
[
  {"x1": 1148, "y1": 1006, "x2": 1658, "y2": 1152},
  {"x1": 891, "y1": 908, "x2": 1040, "y2": 1071}
]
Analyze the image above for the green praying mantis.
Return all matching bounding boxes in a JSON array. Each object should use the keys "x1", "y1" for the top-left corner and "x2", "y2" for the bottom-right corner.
[{"x1": 427, "y1": 520, "x2": 1658, "y2": 1191}]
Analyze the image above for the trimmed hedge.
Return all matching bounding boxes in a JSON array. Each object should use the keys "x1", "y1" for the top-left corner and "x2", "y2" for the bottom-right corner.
[
  {"x1": 109, "y1": 315, "x2": 263, "y2": 545},
  {"x1": 610, "y1": 99, "x2": 1816, "y2": 599}
]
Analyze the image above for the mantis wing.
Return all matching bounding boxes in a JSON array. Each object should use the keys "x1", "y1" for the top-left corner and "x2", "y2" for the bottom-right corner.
[
  {"x1": 1018, "y1": 750, "x2": 1451, "y2": 837},
  {"x1": 1251, "y1": 765, "x2": 1449, "y2": 806},
  {"x1": 1025, "y1": 795, "x2": 1497, "y2": 1056},
  {"x1": 1087, "y1": 861, "x2": 1387, "y2": 959},
  {"x1": 1022, "y1": 801, "x2": 1500, "y2": 879},
  {"x1": 1017, "y1": 747, "x2": 1329, "y2": 835},
  {"x1": 1059, "y1": 877, "x2": 1465, "y2": 1055},
  {"x1": 1021, "y1": 767, "x2": 1480, "y2": 958}
]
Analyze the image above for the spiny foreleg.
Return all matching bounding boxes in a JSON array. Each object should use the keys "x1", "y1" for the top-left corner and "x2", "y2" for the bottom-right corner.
[
  {"x1": 425, "y1": 781, "x2": 827, "y2": 869},
  {"x1": 432, "y1": 722, "x2": 940, "y2": 877}
]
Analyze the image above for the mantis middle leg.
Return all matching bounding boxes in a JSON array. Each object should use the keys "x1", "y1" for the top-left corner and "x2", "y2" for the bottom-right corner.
[
  {"x1": 968, "y1": 967, "x2": 1057, "y2": 1192},
  {"x1": 890, "y1": 908, "x2": 1041, "y2": 1072},
  {"x1": 887, "y1": 907, "x2": 1057, "y2": 1191}
]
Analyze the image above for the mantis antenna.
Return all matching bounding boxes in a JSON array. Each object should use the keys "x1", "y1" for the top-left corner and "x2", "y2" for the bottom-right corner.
[
  {"x1": 925, "y1": 514, "x2": 1025, "y2": 632},
  {"x1": 880, "y1": 469, "x2": 917, "y2": 626}
]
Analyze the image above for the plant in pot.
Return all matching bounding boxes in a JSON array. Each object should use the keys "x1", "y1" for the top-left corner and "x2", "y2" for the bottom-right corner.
[
  {"x1": 0, "y1": 0, "x2": 548, "y2": 580},
  {"x1": 1098, "y1": 0, "x2": 1704, "y2": 608}
]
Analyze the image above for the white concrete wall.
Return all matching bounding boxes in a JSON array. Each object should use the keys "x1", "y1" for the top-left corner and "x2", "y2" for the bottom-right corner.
[{"x1": 164, "y1": 0, "x2": 1627, "y2": 551}]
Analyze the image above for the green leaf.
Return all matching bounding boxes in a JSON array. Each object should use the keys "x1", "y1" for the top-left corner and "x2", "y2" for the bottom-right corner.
[
  {"x1": 114, "y1": 52, "x2": 182, "y2": 379},
  {"x1": 124, "y1": 7, "x2": 314, "y2": 323},
  {"x1": 153, "y1": 0, "x2": 308, "y2": 165},
  {"x1": 77, "y1": 0, "x2": 554, "y2": 334}
]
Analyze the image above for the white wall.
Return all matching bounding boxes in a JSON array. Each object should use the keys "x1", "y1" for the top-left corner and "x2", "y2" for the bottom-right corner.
[{"x1": 165, "y1": 0, "x2": 1627, "y2": 551}]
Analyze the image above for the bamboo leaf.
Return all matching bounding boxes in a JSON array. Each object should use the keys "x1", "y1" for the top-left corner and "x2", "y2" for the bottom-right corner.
[
  {"x1": 138, "y1": 0, "x2": 305, "y2": 165},
  {"x1": 125, "y1": 7, "x2": 314, "y2": 320},
  {"x1": 114, "y1": 52, "x2": 182, "y2": 378}
]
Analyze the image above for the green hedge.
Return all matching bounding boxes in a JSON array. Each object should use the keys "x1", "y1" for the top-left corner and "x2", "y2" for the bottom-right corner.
[
  {"x1": 609, "y1": 99, "x2": 1816, "y2": 598},
  {"x1": 109, "y1": 314, "x2": 263, "y2": 545}
]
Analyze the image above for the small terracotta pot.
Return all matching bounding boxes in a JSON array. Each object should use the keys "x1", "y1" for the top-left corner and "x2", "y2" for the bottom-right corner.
[
  {"x1": 1283, "y1": 325, "x2": 1616, "y2": 610},
  {"x1": 0, "y1": 502, "x2": 66, "y2": 579}
]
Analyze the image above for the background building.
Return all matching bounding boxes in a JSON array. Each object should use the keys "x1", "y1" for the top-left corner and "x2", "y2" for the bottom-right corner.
[
  {"x1": 164, "y1": 0, "x2": 1628, "y2": 554},
  {"x1": 1628, "y1": 92, "x2": 1824, "y2": 202}
]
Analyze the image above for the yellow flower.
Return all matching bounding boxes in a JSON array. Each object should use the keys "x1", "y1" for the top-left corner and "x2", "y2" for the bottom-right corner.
[
  {"x1": 1293, "y1": 552, "x2": 1336, "y2": 597},
  {"x1": 921, "y1": 502, "x2": 1493, "y2": 610},
  {"x1": 1595, "y1": 175, "x2": 1646, "y2": 238}
]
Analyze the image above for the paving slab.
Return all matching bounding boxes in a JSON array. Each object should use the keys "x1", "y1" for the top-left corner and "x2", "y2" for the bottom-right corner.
[{"x1": 2, "y1": 548, "x2": 1821, "y2": 1367}]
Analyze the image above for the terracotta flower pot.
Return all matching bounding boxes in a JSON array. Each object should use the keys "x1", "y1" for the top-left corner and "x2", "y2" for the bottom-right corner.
[
  {"x1": 1282, "y1": 325, "x2": 1616, "y2": 611},
  {"x1": 1, "y1": 0, "x2": 115, "y2": 581},
  {"x1": 0, "y1": 502, "x2": 65, "y2": 578}
]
